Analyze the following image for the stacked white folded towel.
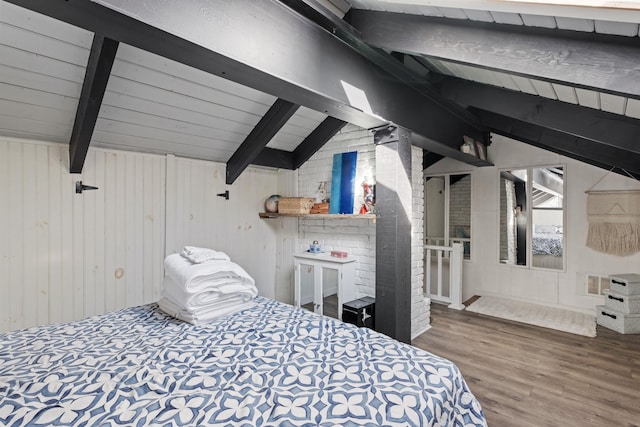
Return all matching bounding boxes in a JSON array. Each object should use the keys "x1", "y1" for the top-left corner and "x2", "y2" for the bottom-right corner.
[
  {"x1": 180, "y1": 246, "x2": 230, "y2": 264},
  {"x1": 158, "y1": 247, "x2": 258, "y2": 325}
]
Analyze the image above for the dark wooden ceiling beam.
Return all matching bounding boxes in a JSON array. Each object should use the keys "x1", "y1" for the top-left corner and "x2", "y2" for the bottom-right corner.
[
  {"x1": 248, "y1": 117, "x2": 346, "y2": 171},
  {"x1": 349, "y1": 9, "x2": 640, "y2": 99},
  {"x1": 437, "y1": 76, "x2": 640, "y2": 157},
  {"x1": 9, "y1": 0, "x2": 483, "y2": 166},
  {"x1": 6, "y1": 0, "x2": 485, "y2": 167},
  {"x1": 474, "y1": 108, "x2": 640, "y2": 179},
  {"x1": 292, "y1": 117, "x2": 347, "y2": 169},
  {"x1": 226, "y1": 99, "x2": 299, "y2": 184},
  {"x1": 279, "y1": 0, "x2": 483, "y2": 130},
  {"x1": 69, "y1": 33, "x2": 118, "y2": 173},
  {"x1": 251, "y1": 148, "x2": 294, "y2": 170}
]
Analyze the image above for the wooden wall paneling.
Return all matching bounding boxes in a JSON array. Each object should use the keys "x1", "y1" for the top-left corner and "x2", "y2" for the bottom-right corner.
[
  {"x1": 47, "y1": 145, "x2": 63, "y2": 324},
  {"x1": 124, "y1": 155, "x2": 136, "y2": 307},
  {"x1": 104, "y1": 151, "x2": 117, "y2": 312},
  {"x1": 143, "y1": 156, "x2": 154, "y2": 302},
  {"x1": 35, "y1": 144, "x2": 49, "y2": 325},
  {"x1": 81, "y1": 151, "x2": 96, "y2": 317},
  {"x1": 134, "y1": 155, "x2": 145, "y2": 304},
  {"x1": 151, "y1": 156, "x2": 165, "y2": 301},
  {"x1": 165, "y1": 154, "x2": 177, "y2": 258},
  {"x1": 60, "y1": 148, "x2": 74, "y2": 323},
  {"x1": 93, "y1": 152, "x2": 106, "y2": 314},
  {"x1": 0, "y1": 140, "x2": 9, "y2": 330},
  {"x1": 114, "y1": 150, "x2": 127, "y2": 309},
  {"x1": 274, "y1": 169, "x2": 298, "y2": 304},
  {"x1": 8, "y1": 142, "x2": 24, "y2": 329},
  {"x1": 190, "y1": 161, "x2": 206, "y2": 245},
  {"x1": 22, "y1": 142, "x2": 37, "y2": 328},
  {"x1": 171, "y1": 157, "x2": 185, "y2": 256},
  {"x1": 226, "y1": 167, "x2": 278, "y2": 299},
  {"x1": 212, "y1": 165, "x2": 229, "y2": 253}
]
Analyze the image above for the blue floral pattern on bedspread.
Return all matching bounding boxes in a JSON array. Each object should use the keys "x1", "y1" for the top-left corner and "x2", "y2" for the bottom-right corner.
[{"x1": 0, "y1": 298, "x2": 486, "y2": 426}]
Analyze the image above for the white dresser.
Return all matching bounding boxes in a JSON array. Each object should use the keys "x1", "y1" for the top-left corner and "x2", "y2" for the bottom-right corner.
[
  {"x1": 597, "y1": 273, "x2": 640, "y2": 334},
  {"x1": 293, "y1": 252, "x2": 357, "y2": 321}
]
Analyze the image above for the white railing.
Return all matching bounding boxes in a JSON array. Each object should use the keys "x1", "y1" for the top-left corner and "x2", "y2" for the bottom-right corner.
[
  {"x1": 425, "y1": 236, "x2": 470, "y2": 259},
  {"x1": 424, "y1": 242, "x2": 464, "y2": 310}
]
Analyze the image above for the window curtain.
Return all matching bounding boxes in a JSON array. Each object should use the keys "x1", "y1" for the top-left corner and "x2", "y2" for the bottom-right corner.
[{"x1": 586, "y1": 191, "x2": 640, "y2": 256}]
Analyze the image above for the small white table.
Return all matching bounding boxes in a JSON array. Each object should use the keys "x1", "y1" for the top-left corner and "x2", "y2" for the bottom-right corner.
[{"x1": 293, "y1": 252, "x2": 356, "y2": 320}]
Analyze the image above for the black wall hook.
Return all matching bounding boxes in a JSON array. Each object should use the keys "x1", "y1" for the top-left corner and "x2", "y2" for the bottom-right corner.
[
  {"x1": 76, "y1": 181, "x2": 99, "y2": 194},
  {"x1": 216, "y1": 190, "x2": 230, "y2": 200}
]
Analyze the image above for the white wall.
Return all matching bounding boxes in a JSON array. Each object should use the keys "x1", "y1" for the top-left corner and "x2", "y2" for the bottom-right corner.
[
  {"x1": 166, "y1": 155, "x2": 281, "y2": 300},
  {"x1": 0, "y1": 137, "x2": 166, "y2": 332},
  {"x1": 297, "y1": 126, "x2": 377, "y2": 297},
  {"x1": 0, "y1": 136, "x2": 281, "y2": 332},
  {"x1": 294, "y1": 125, "x2": 429, "y2": 336},
  {"x1": 411, "y1": 145, "x2": 429, "y2": 338},
  {"x1": 426, "y1": 134, "x2": 640, "y2": 312}
]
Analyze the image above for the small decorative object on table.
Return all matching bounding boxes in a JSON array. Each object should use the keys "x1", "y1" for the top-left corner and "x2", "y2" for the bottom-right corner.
[
  {"x1": 359, "y1": 178, "x2": 375, "y2": 214},
  {"x1": 310, "y1": 240, "x2": 322, "y2": 253},
  {"x1": 330, "y1": 250, "x2": 348, "y2": 258},
  {"x1": 264, "y1": 194, "x2": 280, "y2": 213},
  {"x1": 316, "y1": 181, "x2": 327, "y2": 203},
  {"x1": 310, "y1": 202, "x2": 330, "y2": 214},
  {"x1": 278, "y1": 197, "x2": 315, "y2": 214}
]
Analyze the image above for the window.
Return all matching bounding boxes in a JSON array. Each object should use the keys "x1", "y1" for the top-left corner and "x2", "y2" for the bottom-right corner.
[
  {"x1": 499, "y1": 166, "x2": 565, "y2": 270},
  {"x1": 425, "y1": 173, "x2": 471, "y2": 259}
]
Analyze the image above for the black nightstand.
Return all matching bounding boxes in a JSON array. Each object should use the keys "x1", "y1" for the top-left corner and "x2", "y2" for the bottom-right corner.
[{"x1": 342, "y1": 297, "x2": 375, "y2": 329}]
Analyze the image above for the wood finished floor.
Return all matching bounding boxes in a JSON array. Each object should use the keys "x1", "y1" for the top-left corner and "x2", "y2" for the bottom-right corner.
[{"x1": 413, "y1": 302, "x2": 640, "y2": 427}]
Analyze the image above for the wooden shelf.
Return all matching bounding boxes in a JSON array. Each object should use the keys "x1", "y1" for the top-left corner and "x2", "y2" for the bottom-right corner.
[{"x1": 259, "y1": 212, "x2": 376, "y2": 220}]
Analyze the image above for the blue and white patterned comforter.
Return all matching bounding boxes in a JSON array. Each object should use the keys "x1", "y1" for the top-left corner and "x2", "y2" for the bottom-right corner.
[{"x1": 0, "y1": 298, "x2": 486, "y2": 426}]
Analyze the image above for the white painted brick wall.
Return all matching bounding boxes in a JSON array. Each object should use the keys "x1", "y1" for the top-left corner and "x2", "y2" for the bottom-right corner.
[
  {"x1": 297, "y1": 125, "x2": 376, "y2": 298},
  {"x1": 411, "y1": 145, "x2": 430, "y2": 338},
  {"x1": 296, "y1": 125, "x2": 429, "y2": 336}
]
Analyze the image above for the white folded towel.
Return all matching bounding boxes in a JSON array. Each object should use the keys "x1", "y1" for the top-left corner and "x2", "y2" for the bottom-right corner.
[
  {"x1": 180, "y1": 246, "x2": 230, "y2": 264},
  {"x1": 162, "y1": 275, "x2": 258, "y2": 312},
  {"x1": 164, "y1": 253, "x2": 255, "y2": 294},
  {"x1": 158, "y1": 297, "x2": 255, "y2": 325}
]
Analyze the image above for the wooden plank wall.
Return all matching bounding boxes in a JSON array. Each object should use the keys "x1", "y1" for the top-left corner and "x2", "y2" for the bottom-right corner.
[
  {"x1": 165, "y1": 156, "x2": 281, "y2": 300},
  {"x1": 0, "y1": 138, "x2": 166, "y2": 332},
  {"x1": 0, "y1": 138, "x2": 285, "y2": 332}
]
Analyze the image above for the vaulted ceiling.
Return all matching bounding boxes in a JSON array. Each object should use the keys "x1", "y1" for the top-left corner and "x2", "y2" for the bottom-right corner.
[{"x1": 1, "y1": 0, "x2": 640, "y2": 182}]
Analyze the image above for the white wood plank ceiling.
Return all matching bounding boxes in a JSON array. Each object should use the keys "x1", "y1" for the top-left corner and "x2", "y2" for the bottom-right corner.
[
  {"x1": 0, "y1": 1, "x2": 327, "y2": 163},
  {"x1": 348, "y1": 0, "x2": 640, "y2": 119}
]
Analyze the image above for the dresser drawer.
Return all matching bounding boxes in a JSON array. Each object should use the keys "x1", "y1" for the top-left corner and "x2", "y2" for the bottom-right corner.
[
  {"x1": 609, "y1": 274, "x2": 640, "y2": 296},
  {"x1": 596, "y1": 305, "x2": 640, "y2": 334},
  {"x1": 604, "y1": 291, "x2": 640, "y2": 314}
]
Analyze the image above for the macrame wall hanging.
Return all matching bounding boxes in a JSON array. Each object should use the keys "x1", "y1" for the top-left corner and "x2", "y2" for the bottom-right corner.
[
  {"x1": 586, "y1": 191, "x2": 640, "y2": 256},
  {"x1": 586, "y1": 167, "x2": 640, "y2": 256}
]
